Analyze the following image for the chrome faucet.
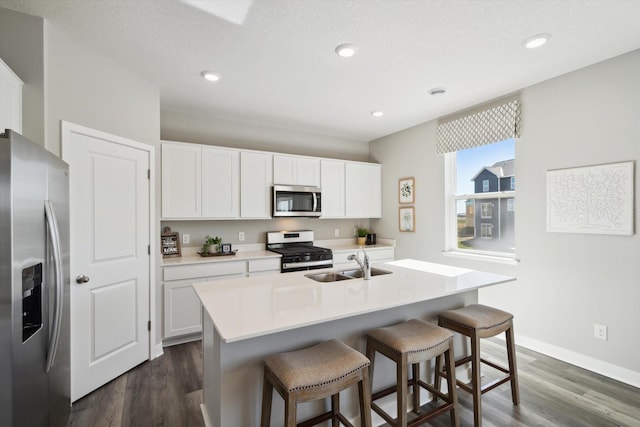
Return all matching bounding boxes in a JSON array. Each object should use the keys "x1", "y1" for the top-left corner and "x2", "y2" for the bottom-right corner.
[{"x1": 348, "y1": 248, "x2": 371, "y2": 280}]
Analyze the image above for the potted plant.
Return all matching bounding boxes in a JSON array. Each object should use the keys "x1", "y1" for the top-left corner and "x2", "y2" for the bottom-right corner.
[
  {"x1": 202, "y1": 235, "x2": 222, "y2": 254},
  {"x1": 356, "y1": 228, "x2": 368, "y2": 246}
]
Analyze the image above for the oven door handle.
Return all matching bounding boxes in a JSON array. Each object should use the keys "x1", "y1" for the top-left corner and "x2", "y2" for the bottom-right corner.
[{"x1": 283, "y1": 259, "x2": 332, "y2": 270}]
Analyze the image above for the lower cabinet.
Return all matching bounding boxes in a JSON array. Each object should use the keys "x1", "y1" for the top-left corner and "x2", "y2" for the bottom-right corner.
[
  {"x1": 162, "y1": 257, "x2": 280, "y2": 340},
  {"x1": 332, "y1": 246, "x2": 395, "y2": 268}
]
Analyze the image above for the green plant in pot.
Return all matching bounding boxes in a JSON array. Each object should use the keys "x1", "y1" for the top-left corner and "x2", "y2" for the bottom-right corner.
[
  {"x1": 356, "y1": 228, "x2": 368, "y2": 246},
  {"x1": 202, "y1": 235, "x2": 222, "y2": 254}
]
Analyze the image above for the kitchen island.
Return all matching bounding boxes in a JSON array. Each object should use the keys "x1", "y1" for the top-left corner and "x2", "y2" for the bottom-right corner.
[{"x1": 193, "y1": 259, "x2": 515, "y2": 426}]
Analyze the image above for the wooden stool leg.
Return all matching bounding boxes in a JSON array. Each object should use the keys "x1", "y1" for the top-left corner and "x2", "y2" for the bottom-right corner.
[
  {"x1": 359, "y1": 368, "x2": 373, "y2": 427},
  {"x1": 366, "y1": 338, "x2": 376, "y2": 395},
  {"x1": 260, "y1": 370, "x2": 273, "y2": 427},
  {"x1": 412, "y1": 362, "x2": 420, "y2": 414},
  {"x1": 506, "y1": 326, "x2": 520, "y2": 405},
  {"x1": 445, "y1": 341, "x2": 460, "y2": 427},
  {"x1": 331, "y1": 393, "x2": 340, "y2": 427},
  {"x1": 433, "y1": 354, "x2": 443, "y2": 402},
  {"x1": 285, "y1": 393, "x2": 297, "y2": 427},
  {"x1": 471, "y1": 332, "x2": 482, "y2": 427},
  {"x1": 397, "y1": 355, "x2": 408, "y2": 426}
]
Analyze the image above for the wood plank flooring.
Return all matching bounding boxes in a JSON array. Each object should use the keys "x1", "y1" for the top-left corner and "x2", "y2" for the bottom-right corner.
[{"x1": 67, "y1": 339, "x2": 640, "y2": 426}]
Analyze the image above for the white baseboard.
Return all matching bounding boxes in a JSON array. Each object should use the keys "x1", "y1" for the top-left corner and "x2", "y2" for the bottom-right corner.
[
  {"x1": 514, "y1": 334, "x2": 640, "y2": 389},
  {"x1": 151, "y1": 342, "x2": 164, "y2": 360}
]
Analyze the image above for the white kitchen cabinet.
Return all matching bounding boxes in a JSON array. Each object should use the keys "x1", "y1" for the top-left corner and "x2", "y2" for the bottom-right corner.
[
  {"x1": 273, "y1": 154, "x2": 321, "y2": 187},
  {"x1": 0, "y1": 58, "x2": 23, "y2": 134},
  {"x1": 161, "y1": 143, "x2": 201, "y2": 218},
  {"x1": 332, "y1": 246, "x2": 395, "y2": 267},
  {"x1": 345, "y1": 162, "x2": 382, "y2": 218},
  {"x1": 162, "y1": 142, "x2": 240, "y2": 219},
  {"x1": 241, "y1": 151, "x2": 273, "y2": 218},
  {"x1": 248, "y1": 258, "x2": 281, "y2": 276},
  {"x1": 202, "y1": 146, "x2": 240, "y2": 218},
  {"x1": 320, "y1": 159, "x2": 345, "y2": 218},
  {"x1": 163, "y1": 260, "x2": 248, "y2": 340}
]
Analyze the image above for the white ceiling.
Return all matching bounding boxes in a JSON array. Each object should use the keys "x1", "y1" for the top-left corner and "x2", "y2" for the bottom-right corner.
[{"x1": 3, "y1": 0, "x2": 640, "y2": 142}]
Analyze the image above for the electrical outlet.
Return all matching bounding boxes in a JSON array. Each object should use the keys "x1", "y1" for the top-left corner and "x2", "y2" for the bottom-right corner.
[
  {"x1": 238, "y1": 232, "x2": 245, "y2": 241},
  {"x1": 182, "y1": 234, "x2": 190, "y2": 244},
  {"x1": 594, "y1": 324, "x2": 608, "y2": 341},
  {"x1": 334, "y1": 229, "x2": 340, "y2": 237}
]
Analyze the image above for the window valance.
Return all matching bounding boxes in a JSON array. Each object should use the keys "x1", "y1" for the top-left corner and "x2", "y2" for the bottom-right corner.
[{"x1": 436, "y1": 99, "x2": 521, "y2": 154}]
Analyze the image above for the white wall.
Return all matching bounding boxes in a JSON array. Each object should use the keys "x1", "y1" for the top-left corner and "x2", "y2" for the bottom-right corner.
[
  {"x1": 370, "y1": 49, "x2": 640, "y2": 386},
  {"x1": 0, "y1": 7, "x2": 44, "y2": 144}
]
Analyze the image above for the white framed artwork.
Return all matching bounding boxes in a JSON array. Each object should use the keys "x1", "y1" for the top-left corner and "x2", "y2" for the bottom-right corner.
[{"x1": 546, "y1": 161, "x2": 634, "y2": 235}]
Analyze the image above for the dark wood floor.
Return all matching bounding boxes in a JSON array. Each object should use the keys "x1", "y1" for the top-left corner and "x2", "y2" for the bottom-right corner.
[{"x1": 68, "y1": 339, "x2": 640, "y2": 427}]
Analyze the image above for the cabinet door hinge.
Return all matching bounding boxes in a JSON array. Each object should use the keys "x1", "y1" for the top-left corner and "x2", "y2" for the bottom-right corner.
[
  {"x1": 148, "y1": 321, "x2": 151, "y2": 331},
  {"x1": 147, "y1": 169, "x2": 151, "y2": 180},
  {"x1": 148, "y1": 245, "x2": 151, "y2": 255}
]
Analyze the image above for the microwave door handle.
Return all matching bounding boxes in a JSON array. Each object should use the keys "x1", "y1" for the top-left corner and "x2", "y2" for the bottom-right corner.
[
  {"x1": 45, "y1": 200, "x2": 64, "y2": 373},
  {"x1": 312, "y1": 192, "x2": 318, "y2": 212}
]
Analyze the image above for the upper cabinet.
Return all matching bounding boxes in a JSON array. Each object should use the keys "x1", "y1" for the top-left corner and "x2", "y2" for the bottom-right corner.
[
  {"x1": 240, "y1": 151, "x2": 273, "y2": 219},
  {"x1": 161, "y1": 141, "x2": 381, "y2": 220},
  {"x1": 162, "y1": 142, "x2": 240, "y2": 219},
  {"x1": 0, "y1": 58, "x2": 24, "y2": 134},
  {"x1": 345, "y1": 162, "x2": 382, "y2": 218},
  {"x1": 273, "y1": 154, "x2": 320, "y2": 187},
  {"x1": 162, "y1": 143, "x2": 202, "y2": 218},
  {"x1": 320, "y1": 159, "x2": 345, "y2": 218}
]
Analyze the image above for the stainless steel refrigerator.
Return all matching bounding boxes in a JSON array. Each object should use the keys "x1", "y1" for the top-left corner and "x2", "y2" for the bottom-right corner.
[{"x1": 0, "y1": 129, "x2": 70, "y2": 427}]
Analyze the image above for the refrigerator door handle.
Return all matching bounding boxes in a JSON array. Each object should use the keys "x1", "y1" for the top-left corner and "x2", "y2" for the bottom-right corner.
[{"x1": 45, "y1": 200, "x2": 64, "y2": 373}]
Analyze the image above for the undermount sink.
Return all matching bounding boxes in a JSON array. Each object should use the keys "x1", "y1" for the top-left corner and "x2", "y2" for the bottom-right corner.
[
  {"x1": 305, "y1": 268, "x2": 393, "y2": 282},
  {"x1": 305, "y1": 272, "x2": 352, "y2": 282},
  {"x1": 340, "y1": 267, "x2": 392, "y2": 278}
]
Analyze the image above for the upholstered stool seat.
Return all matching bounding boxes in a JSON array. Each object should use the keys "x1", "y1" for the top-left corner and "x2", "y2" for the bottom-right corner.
[
  {"x1": 437, "y1": 304, "x2": 519, "y2": 427},
  {"x1": 366, "y1": 319, "x2": 459, "y2": 427},
  {"x1": 261, "y1": 339, "x2": 372, "y2": 427}
]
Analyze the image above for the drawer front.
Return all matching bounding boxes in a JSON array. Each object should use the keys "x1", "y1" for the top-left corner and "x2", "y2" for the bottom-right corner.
[
  {"x1": 163, "y1": 261, "x2": 247, "y2": 281},
  {"x1": 248, "y1": 258, "x2": 281, "y2": 273}
]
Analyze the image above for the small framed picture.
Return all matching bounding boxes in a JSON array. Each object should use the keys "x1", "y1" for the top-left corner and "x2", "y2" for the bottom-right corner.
[
  {"x1": 399, "y1": 207, "x2": 415, "y2": 232},
  {"x1": 399, "y1": 177, "x2": 415, "y2": 204},
  {"x1": 161, "y1": 228, "x2": 181, "y2": 258},
  {"x1": 220, "y1": 243, "x2": 232, "y2": 254}
]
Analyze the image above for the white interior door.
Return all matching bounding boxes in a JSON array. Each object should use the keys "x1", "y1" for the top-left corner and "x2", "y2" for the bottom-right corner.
[{"x1": 62, "y1": 122, "x2": 153, "y2": 402}]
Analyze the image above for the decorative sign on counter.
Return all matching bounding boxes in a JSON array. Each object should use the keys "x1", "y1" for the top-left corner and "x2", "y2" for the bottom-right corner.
[
  {"x1": 546, "y1": 161, "x2": 634, "y2": 235},
  {"x1": 161, "y1": 227, "x2": 182, "y2": 257}
]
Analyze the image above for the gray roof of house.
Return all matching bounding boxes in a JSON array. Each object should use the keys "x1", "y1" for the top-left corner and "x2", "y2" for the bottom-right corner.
[{"x1": 471, "y1": 159, "x2": 514, "y2": 181}]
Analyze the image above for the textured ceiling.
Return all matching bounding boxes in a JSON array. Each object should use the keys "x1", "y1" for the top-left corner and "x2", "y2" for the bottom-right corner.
[{"x1": 2, "y1": 0, "x2": 640, "y2": 141}]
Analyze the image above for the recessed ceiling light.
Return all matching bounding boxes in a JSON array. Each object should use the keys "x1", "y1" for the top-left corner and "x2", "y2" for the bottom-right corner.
[
  {"x1": 428, "y1": 87, "x2": 447, "y2": 96},
  {"x1": 523, "y1": 33, "x2": 551, "y2": 49},
  {"x1": 371, "y1": 111, "x2": 384, "y2": 118},
  {"x1": 335, "y1": 43, "x2": 358, "y2": 58},
  {"x1": 201, "y1": 71, "x2": 221, "y2": 82}
]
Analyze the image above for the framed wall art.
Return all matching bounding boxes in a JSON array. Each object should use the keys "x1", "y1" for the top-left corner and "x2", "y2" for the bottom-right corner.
[
  {"x1": 399, "y1": 206, "x2": 415, "y2": 232},
  {"x1": 399, "y1": 177, "x2": 415, "y2": 204},
  {"x1": 546, "y1": 161, "x2": 634, "y2": 235}
]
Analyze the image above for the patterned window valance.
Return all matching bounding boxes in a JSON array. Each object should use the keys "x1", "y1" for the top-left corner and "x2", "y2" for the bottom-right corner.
[{"x1": 436, "y1": 99, "x2": 521, "y2": 154}]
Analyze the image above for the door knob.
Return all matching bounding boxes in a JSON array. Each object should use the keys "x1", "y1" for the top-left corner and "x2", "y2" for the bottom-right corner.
[{"x1": 75, "y1": 275, "x2": 90, "y2": 284}]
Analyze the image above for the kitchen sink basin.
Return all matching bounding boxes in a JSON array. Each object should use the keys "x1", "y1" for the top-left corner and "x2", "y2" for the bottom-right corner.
[
  {"x1": 305, "y1": 268, "x2": 393, "y2": 282},
  {"x1": 339, "y1": 268, "x2": 392, "y2": 278},
  {"x1": 305, "y1": 272, "x2": 352, "y2": 282}
]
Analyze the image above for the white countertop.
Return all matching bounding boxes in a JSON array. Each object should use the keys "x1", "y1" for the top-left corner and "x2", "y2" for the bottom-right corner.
[
  {"x1": 162, "y1": 246, "x2": 280, "y2": 267},
  {"x1": 193, "y1": 259, "x2": 515, "y2": 343}
]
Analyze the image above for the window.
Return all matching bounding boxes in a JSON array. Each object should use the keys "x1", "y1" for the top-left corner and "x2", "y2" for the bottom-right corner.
[
  {"x1": 480, "y1": 203, "x2": 493, "y2": 218},
  {"x1": 481, "y1": 223, "x2": 493, "y2": 238},
  {"x1": 445, "y1": 138, "x2": 516, "y2": 258}
]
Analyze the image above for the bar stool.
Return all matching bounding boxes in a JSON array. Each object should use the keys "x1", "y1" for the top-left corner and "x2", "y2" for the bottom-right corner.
[
  {"x1": 437, "y1": 304, "x2": 519, "y2": 427},
  {"x1": 260, "y1": 339, "x2": 372, "y2": 427},
  {"x1": 366, "y1": 319, "x2": 459, "y2": 427}
]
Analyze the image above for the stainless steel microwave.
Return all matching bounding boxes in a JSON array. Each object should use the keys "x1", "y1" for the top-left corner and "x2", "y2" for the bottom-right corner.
[{"x1": 272, "y1": 185, "x2": 322, "y2": 217}]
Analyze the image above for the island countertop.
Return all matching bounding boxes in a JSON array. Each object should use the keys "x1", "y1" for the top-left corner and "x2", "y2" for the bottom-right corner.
[{"x1": 193, "y1": 259, "x2": 515, "y2": 343}]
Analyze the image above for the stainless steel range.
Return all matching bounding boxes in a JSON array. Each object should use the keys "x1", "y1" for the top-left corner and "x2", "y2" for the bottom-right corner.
[{"x1": 266, "y1": 230, "x2": 332, "y2": 273}]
